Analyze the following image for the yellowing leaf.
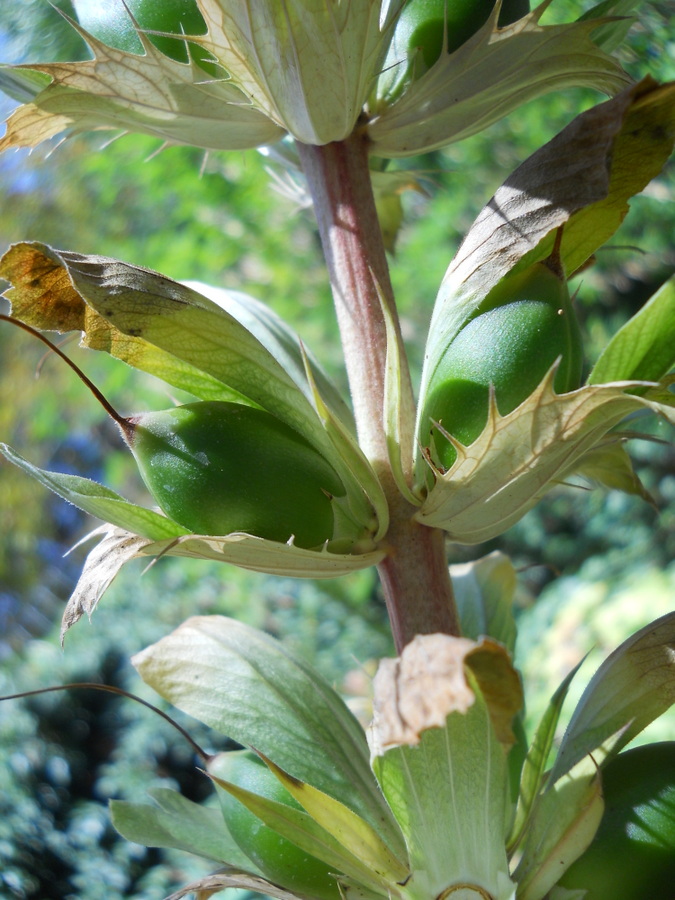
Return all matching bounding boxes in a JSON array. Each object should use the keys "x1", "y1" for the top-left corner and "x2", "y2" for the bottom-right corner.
[
  {"x1": 464, "y1": 641, "x2": 524, "y2": 750},
  {"x1": 0, "y1": 242, "x2": 386, "y2": 544},
  {"x1": 0, "y1": 242, "x2": 295, "y2": 410},
  {"x1": 209, "y1": 764, "x2": 394, "y2": 896},
  {"x1": 258, "y1": 757, "x2": 410, "y2": 885},
  {"x1": 560, "y1": 81, "x2": 675, "y2": 277}
]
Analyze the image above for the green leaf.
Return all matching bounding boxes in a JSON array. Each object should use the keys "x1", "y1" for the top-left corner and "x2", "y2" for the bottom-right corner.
[
  {"x1": 302, "y1": 355, "x2": 389, "y2": 546},
  {"x1": 0, "y1": 443, "x2": 188, "y2": 541},
  {"x1": 578, "y1": 0, "x2": 640, "y2": 52},
  {"x1": 132, "y1": 616, "x2": 407, "y2": 861},
  {"x1": 514, "y1": 772, "x2": 604, "y2": 900},
  {"x1": 572, "y1": 441, "x2": 654, "y2": 503},
  {"x1": 508, "y1": 660, "x2": 586, "y2": 853},
  {"x1": 588, "y1": 276, "x2": 675, "y2": 385},
  {"x1": 372, "y1": 681, "x2": 514, "y2": 900},
  {"x1": 110, "y1": 787, "x2": 256, "y2": 868},
  {"x1": 449, "y1": 551, "x2": 518, "y2": 654},
  {"x1": 185, "y1": 279, "x2": 354, "y2": 429},
  {"x1": 549, "y1": 612, "x2": 675, "y2": 784},
  {"x1": 380, "y1": 276, "x2": 418, "y2": 506},
  {"x1": 0, "y1": 66, "x2": 51, "y2": 103}
]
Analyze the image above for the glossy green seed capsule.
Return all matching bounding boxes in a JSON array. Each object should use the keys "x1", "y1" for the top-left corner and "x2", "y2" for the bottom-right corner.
[
  {"x1": 383, "y1": 0, "x2": 530, "y2": 97},
  {"x1": 558, "y1": 743, "x2": 675, "y2": 899},
  {"x1": 126, "y1": 401, "x2": 345, "y2": 548},
  {"x1": 420, "y1": 260, "x2": 584, "y2": 471},
  {"x1": 0, "y1": 315, "x2": 344, "y2": 549},
  {"x1": 210, "y1": 751, "x2": 341, "y2": 900},
  {"x1": 72, "y1": 0, "x2": 211, "y2": 68}
]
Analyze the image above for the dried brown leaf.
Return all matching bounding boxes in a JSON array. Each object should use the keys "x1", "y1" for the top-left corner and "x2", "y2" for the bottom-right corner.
[{"x1": 370, "y1": 633, "x2": 522, "y2": 753}]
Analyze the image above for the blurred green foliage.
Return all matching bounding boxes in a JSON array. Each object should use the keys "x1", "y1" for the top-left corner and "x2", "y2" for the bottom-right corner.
[{"x1": 0, "y1": 1, "x2": 673, "y2": 896}]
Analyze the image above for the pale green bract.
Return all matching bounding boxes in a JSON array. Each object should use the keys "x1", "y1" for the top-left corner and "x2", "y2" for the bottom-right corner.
[
  {"x1": 371, "y1": 684, "x2": 516, "y2": 899},
  {"x1": 0, "y1": 1, "x2": 629, "y2": 155}
]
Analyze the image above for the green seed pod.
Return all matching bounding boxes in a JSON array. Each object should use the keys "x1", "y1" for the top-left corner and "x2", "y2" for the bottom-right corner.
[
  {"x1": 382, "y1": 0, "x2": 530, "y2": 98},
  {"x1": 0, "y1": 315, "x2": 345, "y2": 549},
  {"x1": 125, "y1": 401, "x2": 345, "y2": 548},
  {"x1": 557, "y1": 743, "x2": 675, "y2": 899},
  {"x1": 210, "y1": 751, "x2": 341, "y2": 900},
  {"x1": 72, "y1": 0, "x2": 211, "y2": 68},
  {"x1": 420, "y1": 259, "x2": 584, "y2": 471}
]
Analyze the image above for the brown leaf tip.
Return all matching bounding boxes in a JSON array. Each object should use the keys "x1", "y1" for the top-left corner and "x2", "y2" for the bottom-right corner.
[{"x1": 370, "y1": 633, "x2": 477, "y2": 753}]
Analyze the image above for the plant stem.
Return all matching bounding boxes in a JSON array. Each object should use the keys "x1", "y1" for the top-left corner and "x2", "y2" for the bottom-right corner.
[
  {"x1": 297, "y1": 133, "x2": 460, "y2": 650},
  {"x1": 377, "y1": 493, "x2": 462, "y2": 653},
  {"x1": 296, "y1": 133, "x2": 398, "y2": 467}
]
